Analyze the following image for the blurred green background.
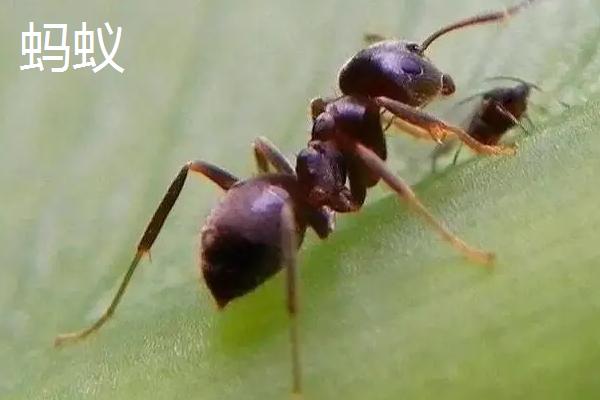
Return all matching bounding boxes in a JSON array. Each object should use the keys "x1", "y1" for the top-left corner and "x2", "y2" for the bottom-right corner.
[{"x1": 1, "y1": 0, "x2": 599, "y2": 399}]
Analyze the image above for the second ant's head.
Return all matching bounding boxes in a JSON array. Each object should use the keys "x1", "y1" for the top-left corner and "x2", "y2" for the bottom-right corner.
[
  {"x1": 295, "y1": 141, "x2": 354, "y2": 211},
  {"x1": 483, "y1": 77, "x2": 540, "y2": 119},
  {"x1": 486, "y1": 85, "x2": 529, "y2": 117}
]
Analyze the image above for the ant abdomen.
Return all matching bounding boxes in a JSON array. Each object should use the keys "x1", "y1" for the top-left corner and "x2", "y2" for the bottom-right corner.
[{"x1": 201, "y1": 176, "x2": 305, "y2": 308}]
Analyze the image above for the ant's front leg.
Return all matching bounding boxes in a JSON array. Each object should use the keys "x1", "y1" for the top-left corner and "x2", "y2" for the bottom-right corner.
[
  {"x1": 54, "y1": 161, "x2": 239, "y2": 347},
  {"x1": 255, "y1": 135, "x2": 337, "y2": 239},
  {"x1": 381, "y1": 111, "x2": 433, "y2": 140},
  {"x1": 490, "y1": 101, "x2": 530, "y2": 135},
  {"x1": 375, "y1": 96, "x2": 517, "y2": 156}
]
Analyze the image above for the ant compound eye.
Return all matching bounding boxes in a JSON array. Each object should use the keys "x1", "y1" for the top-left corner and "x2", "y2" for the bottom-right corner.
[
  {"x1": 405, "y1": 42, "x2": 422, "y2": 53},
  {"x1": 400, "y1": 57, "x2": 423, "y2": 76}
]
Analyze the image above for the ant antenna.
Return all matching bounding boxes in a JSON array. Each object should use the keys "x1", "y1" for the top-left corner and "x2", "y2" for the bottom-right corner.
[
  {"x1": 420, "y1": 0, "x2": 540, "y2": 52},
  {"x1": 454, "y1": 91, "x2": 493, "y2": 107},
  {"x1": 486, "y1": 77, "x2": 572, "y2": 109},
  {"x1": 484, "y1": 76, "x2": 543, "y2": 91}
]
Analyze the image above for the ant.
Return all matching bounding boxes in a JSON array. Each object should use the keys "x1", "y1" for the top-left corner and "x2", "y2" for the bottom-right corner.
[
  {"x1": 55, "y1": 132, "x2": 492, "y2": 395},
  {"x1": 333, "y1": 0, "x2": 540, "y2": 156},
  {"x1": 54, "y1": 138, "x2": 335, "y2": 390},
  {"x1": 53, "y1": 1, "x2": 543, "y2": 396},
  {"x1": 430, "y1": 76, "x2": 552, "y2": 171}
]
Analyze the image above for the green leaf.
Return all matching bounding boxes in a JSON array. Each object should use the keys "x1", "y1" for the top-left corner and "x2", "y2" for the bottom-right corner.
[{"x1": 2, "y1": 1, "x2": 599, "y2": 399}]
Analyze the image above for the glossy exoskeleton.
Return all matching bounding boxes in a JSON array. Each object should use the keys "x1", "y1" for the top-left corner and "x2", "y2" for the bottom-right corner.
[
  {"x1": 334, "y1": 0, "x2": 539, "y2": 155},
  {"x1": 54, "y1": 138, "x2": 333, "y2": 392},
  {"x1": 52, "y1": 1, "x2": 543, "y2": 396},
  {"x1": 55, "y1": 132, "x2": 492, "y2": 394},
  {"x1": 431, "y1": 76, "x2": 539, "y2": 170},
  {"x1": 305, "y1": 95, "x2": 493, "y2": 263}
]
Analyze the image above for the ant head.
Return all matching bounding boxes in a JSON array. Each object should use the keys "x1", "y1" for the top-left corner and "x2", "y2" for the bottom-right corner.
[
  {"x1": 386, "y1": 41, "x2": 457, "y2": 104},
  {"x1": 410, "y1": 1, "x2": 537, "y2": 99},
  {"x1": 483, "y1": 76, "x2": 541, "y2": 113},
  {"x1": 402, "y1": 41, "x2": 457, "y2": 100},
  {"x1": 296, "y1": 141, "x2": 349, "y2": 209}
]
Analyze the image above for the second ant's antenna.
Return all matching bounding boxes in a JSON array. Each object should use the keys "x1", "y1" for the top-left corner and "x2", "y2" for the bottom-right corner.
[
  {"x1": 420, "y1": 0, "x2": 540, "y2": 52},
  {"x1": 484, "y1": 76, "x2": 543, "y2": 91}
]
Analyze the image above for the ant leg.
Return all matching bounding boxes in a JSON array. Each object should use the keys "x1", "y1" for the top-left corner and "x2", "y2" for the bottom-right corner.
[
  {"x1": 431, "y1": 139, "x2": 459, "y2": 172},
  {"x1": 452, "y1": 143, "x2": 464, "y2": 166},
  {"x1": 491, "y1": 102, "x2": 530, "y2": 135},
  {"x1": 454, "y1": 91, "x2": 489, "y2": 107},
  {"x1": 307, "y1": 205, "x2": 336, "y2": 239},
  {"x1": 375, "y1": 96, "x2": 517, "y2": 155},
  {"x1": 310, "y1": 96, "x2": 343, "y2": 121},
  {"x1": 350, "y1": 141, "x2": 494, "y2": 265},
  {"x1": 381, "y1": 114, "x2": 395, "y2": 133},
  {"x1": 348, "y1": 164, "x2": 368, "y2": 208},
  {"x1": 382, "y1": 113, "x2": 432, "y2": 140},
  {"x1": 253, "y1": 135, "x2": 340, "y2": 239},
  {"x1": 252, "y1": 136, "x2": 295, "y2": 175},
  {"x1": 54, "y1": 161, "x2": 239, "y2": 347},
  {"x1": 363, "y1": 32, "x2": 388, "y2": 44},
  {"x1": 523, "y1": 113, "x2": 537, "y2": 132},
  {"x1": 252, "y1": 136, "x2": 336, "y2": 239},
  {"x1": 254, "y1": 146, "x2": 271, "y2": 173},
  {"x1": 281, "y1": 202, "x2": 302, "y2": 395},
  {"x1": 310, "y1": 97, "x2": 328, "y2": 120}
]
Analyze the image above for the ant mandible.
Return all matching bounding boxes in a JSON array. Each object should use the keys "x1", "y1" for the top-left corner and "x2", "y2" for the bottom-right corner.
[
  {"x1": 431, "y1": 76, "x2": 543, "y2": 171},
  {"x1": 329, "y1": 0, "x2": 540, "y2": 155}
]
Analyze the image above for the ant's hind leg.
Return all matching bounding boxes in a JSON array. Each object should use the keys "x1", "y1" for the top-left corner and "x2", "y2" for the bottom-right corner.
[
  {"x1": 522, "y1": 113, "x2": 540, "y2": 134},
  {"x1": 375, "y1": 96, "x2": 517, "y2": 156},
  {"x1": 54, "y1": 161, "x2": 239, "y2": 347},
  {"x1": 452, "y1": 143, "x2": 464, "y2": 166},
  {"x1": 253, "y1": 136, "x2": 295, "y2": 176},
  {"x1": 350, "y1": 141, "x2": 495, "y2": 265},
  {"x1": 281, "y1": 202, "x2": 302, "y2": 396}
]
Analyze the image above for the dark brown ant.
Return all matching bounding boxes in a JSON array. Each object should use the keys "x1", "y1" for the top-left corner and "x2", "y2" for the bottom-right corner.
[
  {"x1": 55, "y1": 132, "x2": 492, "y2": 394},
  {"x1": 52, "y1": 2, "x2": 543, "y2": 395},
  {"x1": 335, "y1": 0, "x2": 540, "y2": 155},
  {"x1": 54, "y1": 138, "x2": 335, "y2": 392},
  {"x1": 431, "y1": 76, "x2": 542, "y2": 171}
]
